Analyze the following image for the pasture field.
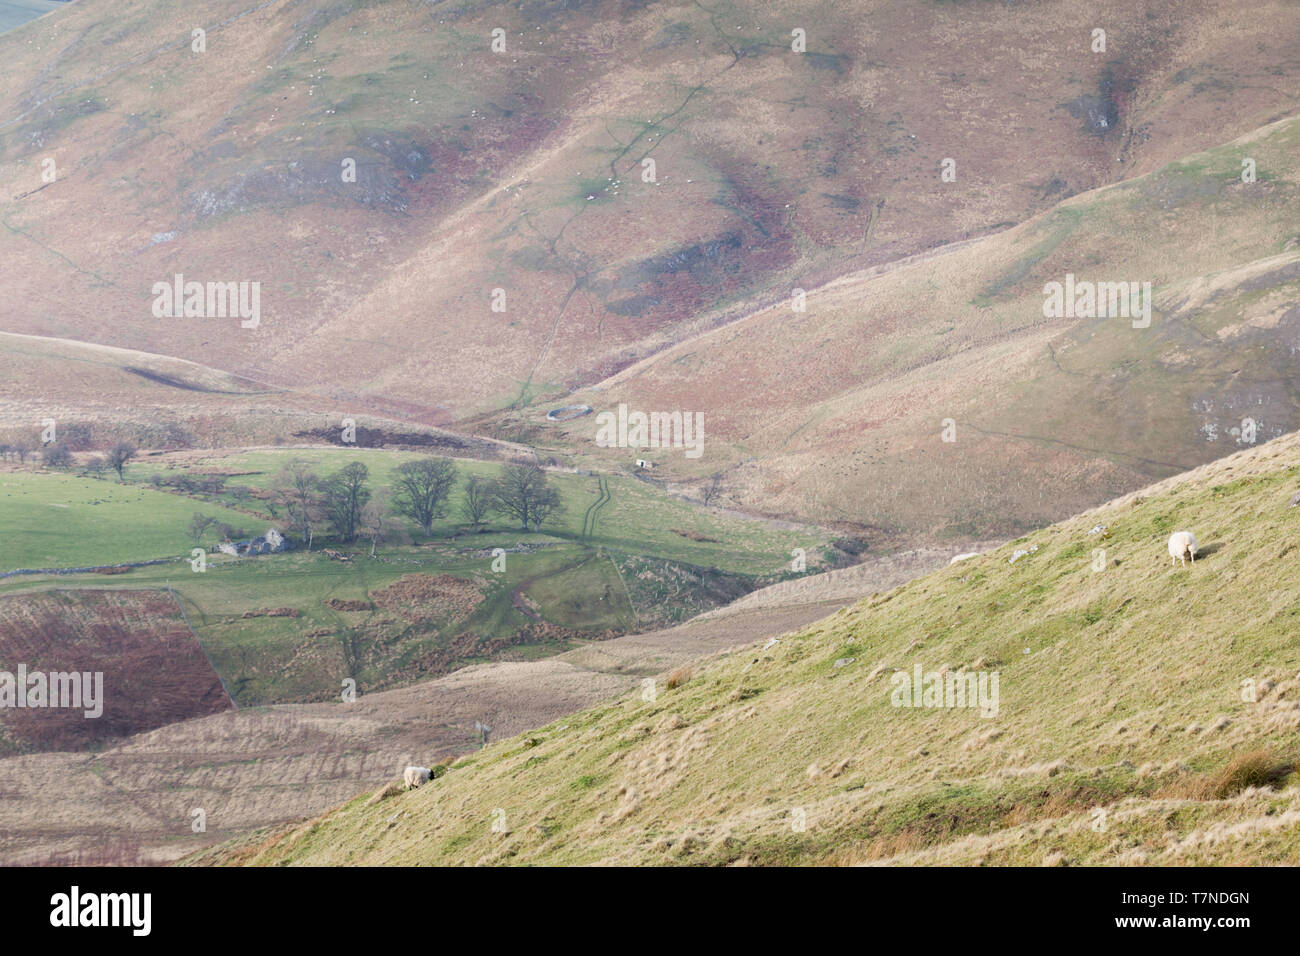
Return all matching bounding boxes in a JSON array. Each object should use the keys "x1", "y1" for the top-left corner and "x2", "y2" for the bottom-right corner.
[{"x1": 0, "y1": 470, "x2": 256, "y2": 571}]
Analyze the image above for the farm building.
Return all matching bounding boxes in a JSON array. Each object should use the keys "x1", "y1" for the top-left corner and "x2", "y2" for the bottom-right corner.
[{"x1": 218, "y1": 527, "x2": 289, "y2": 557}]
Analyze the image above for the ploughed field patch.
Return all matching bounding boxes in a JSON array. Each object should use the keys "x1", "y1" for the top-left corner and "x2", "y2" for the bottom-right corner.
[{"x1": 0, "y1": 590, "x2": 233, "y2": 755}]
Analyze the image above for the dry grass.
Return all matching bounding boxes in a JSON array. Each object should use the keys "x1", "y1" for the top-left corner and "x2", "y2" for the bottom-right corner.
[
  {"x1": 553, "y1": 116, "x2": 1300, "y2": 540},
  {"x1": 665, "y1": 666, "x2": 693, "y2": 690},
  {"x1": 1179, "y1": 751, "x2": 1298, "y2": 800},
  {"x1": 366, "y1": 782, "x2": 406, "y2": 807}
]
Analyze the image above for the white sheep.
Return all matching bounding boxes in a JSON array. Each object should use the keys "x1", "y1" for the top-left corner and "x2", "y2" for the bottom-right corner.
[
  {"x1": 403, "y1": 766, "x2": 432, "y2": 790},
  {"x1": 1168, "y1": 531, "x2": 1198, "y2": 567}
]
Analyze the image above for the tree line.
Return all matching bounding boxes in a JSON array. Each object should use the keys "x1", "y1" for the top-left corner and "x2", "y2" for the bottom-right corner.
[
  {"x1": 0, "y1": 435, "x2": 570, "y2": 552},
  {"x1": 258, "y1": 458, "x2": 566, "y2": 551}
]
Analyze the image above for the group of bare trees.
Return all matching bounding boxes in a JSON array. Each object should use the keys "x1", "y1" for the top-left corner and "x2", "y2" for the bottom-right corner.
[
  {"x1": 0, "y1": 434, "x2": 36, "y2": 464},
  {"x1": 0, "y1": 433, "x2": 135, "y2": 481},
  {"x1": 263, "y1": 458, "x2": 565, "y2": 552}
]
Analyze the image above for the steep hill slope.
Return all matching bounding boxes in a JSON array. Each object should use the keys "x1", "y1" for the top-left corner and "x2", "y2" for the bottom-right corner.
[
  {"x1": 537, "y1": 114, "x2": 1300, "y2": 539},
  {"x1": 198, "y1": 431, "x2": 1300, "y2": 866},
  {"x1": 2, "y1": 0, "x2": 1297, "y2": 429}
]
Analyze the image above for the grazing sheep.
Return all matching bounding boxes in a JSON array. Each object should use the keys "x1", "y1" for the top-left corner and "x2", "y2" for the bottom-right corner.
[
  {"x1": 403, "y1": 766, "x2": 433, "y2": 790},
  {"x1": 1168, "y1": 531, "x2": 1198, "y2": 567}
]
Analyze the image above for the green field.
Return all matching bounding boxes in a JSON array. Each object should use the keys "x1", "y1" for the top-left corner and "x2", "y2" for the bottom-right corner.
[
  {"x1": 0, "y1": 448, "x2": 835, "y2": 704},
  {"x1": 0, "y1": 471, "x2": 257, "y2": 571}
]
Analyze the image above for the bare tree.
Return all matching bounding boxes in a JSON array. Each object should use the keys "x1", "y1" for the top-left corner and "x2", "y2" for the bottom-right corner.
[
  {"x1": 391, "y1": 457, "x2": 458, "y2": 536},
  {"x1": 187, "y1": 513, "x2": 218, "y2": 546},
  {"x1": 271, "y1": 460, "x2": 325, "y2": 550},
  {"x1": 360, "y1": 492, "x2": 393, "y2": 557},
  {"x1": 462, "y1": 473, "x2": 491, "y2": 529},
  {"x1": 527, "y1": 484, "x2": 564, "y2": 531},
  {"x1": 12, "y1": 442, "x2": 31, "y2": 464},
  {"x1": 107, "y1": 442, "x2": 136, "y2": 481},
  {"x1": 488, "y1": 462, "x2": 565, "y2": 532},
  {"x1": 216, "y1": 521, "x2": 246, "y2": 541},
  {"x1": 321, "y1": 461, "x2": 370, "y2": 543},
  {"x1": 339, "y1": 626, "x2": 363, "y2": 683},
  {"x1": 42, "y1": 444, "x2": 73, "y2": 469}
]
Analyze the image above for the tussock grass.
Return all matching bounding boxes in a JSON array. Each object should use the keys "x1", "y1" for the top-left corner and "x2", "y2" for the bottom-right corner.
[
  {"x1": 1198, "y1": 751, "x2": 1295, "y2": 800},
  {"x1": 665, "y1": 666, "x2": 693, "y2": 690}
]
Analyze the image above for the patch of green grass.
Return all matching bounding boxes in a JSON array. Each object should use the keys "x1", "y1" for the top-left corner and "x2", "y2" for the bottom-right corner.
[{"x1": 0, "y1": 471, "x2": 255, "y2": 571}]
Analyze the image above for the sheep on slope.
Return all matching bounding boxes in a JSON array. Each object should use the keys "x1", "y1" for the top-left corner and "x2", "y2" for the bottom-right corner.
[
  {"x1": 1168, "y1": 531, "x2": 1198, "y2": 567},
  {"x1": 403, "y1": 766, "x2": 433, "y2": 790}
]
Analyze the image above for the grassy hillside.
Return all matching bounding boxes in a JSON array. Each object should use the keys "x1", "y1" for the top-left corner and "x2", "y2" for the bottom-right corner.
[
  {"x1": 0, "y1": 446, "x2": 829, "y2": 575},
  {"x1": 535, "y1": 115, "x2": 1300, "y2": 539},
  {"x1": 198, "y1": 432, "x2": 1300, "y2": 866},
  {"x1": 181, "y1": 447, "x2": 827, "y2": 575}
]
